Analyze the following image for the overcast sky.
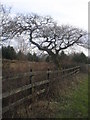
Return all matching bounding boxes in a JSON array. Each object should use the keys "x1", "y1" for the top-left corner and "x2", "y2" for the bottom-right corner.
[
  {"x1": 0, "y1": 0, "x2": 89, "y2": 55},
  {"x1": 1, "y1": 0, "x2": 88, "y2": 30}
]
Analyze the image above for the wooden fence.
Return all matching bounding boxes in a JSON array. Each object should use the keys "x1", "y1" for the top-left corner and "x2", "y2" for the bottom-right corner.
[{"x1": 1, "y1": 66, "x2": 80, "y2": 114}]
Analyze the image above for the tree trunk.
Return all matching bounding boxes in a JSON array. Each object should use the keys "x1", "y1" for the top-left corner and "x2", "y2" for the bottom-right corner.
[{"x1": 51, "y1": 55, "x2": 62, "y2": 70}]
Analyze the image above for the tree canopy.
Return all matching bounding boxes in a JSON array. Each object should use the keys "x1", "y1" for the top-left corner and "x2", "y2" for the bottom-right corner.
[{"x1": 1, "y1": 7, "x2": 87, "y2": 68}]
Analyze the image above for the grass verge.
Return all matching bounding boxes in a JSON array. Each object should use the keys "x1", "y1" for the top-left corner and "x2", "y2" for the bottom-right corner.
[{"x1": 54, "y1": 73, "x2": 88, "y2": 118}]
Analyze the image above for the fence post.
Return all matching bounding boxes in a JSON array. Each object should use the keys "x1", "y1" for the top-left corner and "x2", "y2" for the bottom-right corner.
[
  {"x1": 30, "y1": 69, "x2": 32, "y2": 84},
  {"x1": 46, "y1": 68, "x2": 50, "y2": 109},
  {"x1": 29, "y1": 69, "x2": 34, "y2": 102},
  {"x1": 47, "y1": 68, "x2": 50, "y2": 80},
  {"x1": 47, "y1": 68, "x2": 50, "y2": 93}
]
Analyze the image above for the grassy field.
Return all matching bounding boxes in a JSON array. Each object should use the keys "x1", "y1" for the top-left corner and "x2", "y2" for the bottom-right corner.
[{"x1": 54, "y1": 73, "x2": 88, "y2": 118}]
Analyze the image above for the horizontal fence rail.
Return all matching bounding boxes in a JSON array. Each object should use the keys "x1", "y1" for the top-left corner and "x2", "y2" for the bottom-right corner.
[
  {"x1": 2, "y1": 66, "x2": 80, "y2": 81},
  {"x1": 1, "y1": 66, "x2": 80, "y2": 114}
]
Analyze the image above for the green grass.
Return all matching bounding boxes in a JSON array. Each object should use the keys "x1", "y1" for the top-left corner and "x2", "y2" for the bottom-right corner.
[{"x1": 55, "y1": 74, "x2": 88, "y2": 118}]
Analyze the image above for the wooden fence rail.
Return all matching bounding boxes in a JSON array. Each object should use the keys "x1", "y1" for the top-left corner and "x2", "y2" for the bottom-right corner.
[{"x1": 1, "y1": 66, "x2": 80, "y2": 114}]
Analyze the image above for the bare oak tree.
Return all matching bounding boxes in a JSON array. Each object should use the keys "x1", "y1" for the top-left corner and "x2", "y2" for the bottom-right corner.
[{"x1": 1, "y1": 13, "x2": 87, "y2": 68}]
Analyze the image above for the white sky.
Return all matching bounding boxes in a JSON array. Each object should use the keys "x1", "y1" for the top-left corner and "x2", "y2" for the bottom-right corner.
[
  {"x1": 0, "y1": 0, "x2": 89, "y2": 56},
  {"x1": 1, "y1": 0, "x2": 88, "y2": 30}
]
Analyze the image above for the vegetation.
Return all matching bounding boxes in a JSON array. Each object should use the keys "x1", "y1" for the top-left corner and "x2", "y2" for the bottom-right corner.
[
  {"x1": 2, "y1": 45, "x2": 89, "y2": 65},
  {"x1": 5, "y1": 73, "x2": 88, "y2": 118},
  {"x1": 2, "y1": 46, "x2": 40, "y2": 61},
  {"x1": 54, "y1": 74, "x2": 88, "y2": 118},
  {"x1": 72, "y1": 52, "x2": 88, "y2": 64},
  {"x1": 2, "y1": 46, "x2": 17, "y2": 60}
]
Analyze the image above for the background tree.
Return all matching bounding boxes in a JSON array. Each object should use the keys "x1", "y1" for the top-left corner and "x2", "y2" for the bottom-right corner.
[
  {"x1": 60, "y1": 51, "x2": 67, "y2": 60},
  {"x1": 17, "y1": 50, "x2": 27, "y2": 60},
  {"x1": 2, "y1": 46, "x2": 17, "y2": 60},
  {"x1": 32, "y1": 53, "x2": 39, "y2": 62},
  {"x1": 27, "y1": 52, "x2": 33, "y2": 61},
  {"x1": 72, "y1": 52, "x2": 87, "y2": 64},
  {"x1": 14, "y1": 35, "x2": 31, "y2": 54},
  {"x1": 27, "y1": 52, "x2": 39, "y2": 62},
  {"x1": 88, "y1": 57, "x2": 90, "y2": 64},
  {"x1": 45, "y1": 55, "x2": 51, "y2": 62},
  {"x1": 1, "y1": 13, "x2": 87, "y2": 69}
]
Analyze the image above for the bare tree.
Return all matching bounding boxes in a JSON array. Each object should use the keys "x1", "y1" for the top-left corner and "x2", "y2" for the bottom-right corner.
[
  {"x1": 0, "y1": 4, "x2": 12, "y2": 46},
  {"x1": 1, "y1": 13, "x2": 87, "y2": 68},
  {"x1": 14, "y1": 35, "x2": 31, "y2": 54},
  {"x1": 0, "y1": 4, "x2": 11, "y2": 27}
]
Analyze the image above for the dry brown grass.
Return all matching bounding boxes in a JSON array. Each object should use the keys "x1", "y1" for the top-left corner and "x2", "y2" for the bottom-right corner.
[
  {"x1": 2, "y1": 59, "x2": 55, "y2": 76},
  {"x1": 2, "y1": 59, "x2": 55, "y2": 92}
]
